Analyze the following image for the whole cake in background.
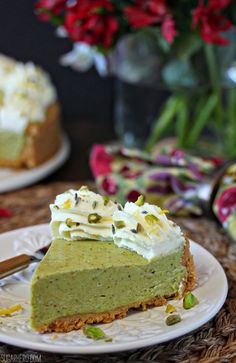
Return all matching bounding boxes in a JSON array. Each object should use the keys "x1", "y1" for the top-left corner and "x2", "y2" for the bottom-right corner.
[{"x1": 0, "y1": 55, "x2": 61, "y2": 168}]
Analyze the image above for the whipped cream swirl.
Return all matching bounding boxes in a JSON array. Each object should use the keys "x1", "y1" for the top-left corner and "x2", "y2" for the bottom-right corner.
[
  {"x1": 0, "y1": 54, "x2": 57, "y2": 134},
  {"x1": 50, "y1": 187, "x2": 121, "y2": 241},
  {"x1": 112, "y1": 202, "x2": 185, "y2": 260}
]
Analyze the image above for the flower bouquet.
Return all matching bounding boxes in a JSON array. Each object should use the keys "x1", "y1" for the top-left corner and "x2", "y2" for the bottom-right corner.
[{"x1": 35, "y1": 0, "x2": 236, "y2": 157}]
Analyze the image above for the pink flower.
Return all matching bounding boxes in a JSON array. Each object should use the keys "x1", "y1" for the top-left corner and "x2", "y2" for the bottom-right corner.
[
  {"x1": 161, "y1": 17, "x2": 176, "y2": 43},
  {"x1": 90, "y1": 144, "x2": 113, "y2": 177},
  {"x1": 101, "y1": 176, "x2": 118, "y2": 195},
  {"x1": 215, "y1": 186, "x2": 236, "y2": 223}
]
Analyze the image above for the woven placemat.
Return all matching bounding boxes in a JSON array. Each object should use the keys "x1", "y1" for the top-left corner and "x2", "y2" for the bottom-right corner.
[{"x1": 0, "y1": 182, "x2": 236, "y2": 363}]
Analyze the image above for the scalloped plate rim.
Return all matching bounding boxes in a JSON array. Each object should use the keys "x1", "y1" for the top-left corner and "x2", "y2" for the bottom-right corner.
[{"x1": 0, "y1": 224, "x2": 228, "y2": 354}]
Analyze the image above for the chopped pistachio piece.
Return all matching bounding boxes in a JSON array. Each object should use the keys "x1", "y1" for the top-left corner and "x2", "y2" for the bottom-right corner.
[
  {"x1": 114, "y1": 220, "x2": 126, "y2": 229},
  {"x1": 75, "y1": 193, "x2": 81, "y2": 205},
  {"x1": 83, "y1": 325, "x2": 106, "y2": 340},
  {"x1": 135, "y1": 195, "x2": 145, "y2": 206},
  {"x1": 88, "y1": 213, "x2": 102, "y2": 224},
  {"x1": 165, "y1": 304, "x2": 176, "y2": 314},
  {"x1": 102, "y1": 196, "x2": 110, "y2": 206},
  {"x1": 165, "y1": 314, "x2": 181, "y2": 326},
  {"x1": 117, "y1": 204, "x2": 123, "y2": 211},
  {"x1": 137, "y1": 223, "x2": 143, "y2": 233},
  {"x1": 145, "y1": 214, "x2": 159, "y2": 225},
  {"x1": 160, "y1": 209, "x2": 169, "y2": 215},
  {"x1": 183, "y1": 292, "x2": 198, "y2": 309},
  {"x1": 63, "y1": 199, "x2": 72, "y2": 209},
  {"x1": 105, "y1": 338, "x2": 113, "y2": 342},
  {"x1": 66, "y1": 218, "x2": 74, "y2": 228},
  {"x1": 0, "y1": 304, "x2": 22, "y2": 316},
  {"x1": 74, "y1": 192, "x2": 78, "y2": 202},
  {"x1": 92, "y1": 201, "x2": 97, "y2": 209},
  {"x1": 80, "y1": 185, "x2": 88, "y2": 191}
]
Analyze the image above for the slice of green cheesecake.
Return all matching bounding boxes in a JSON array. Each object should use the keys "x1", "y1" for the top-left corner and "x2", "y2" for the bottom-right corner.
[{"x1": 30, "y1": 238, "x2": 195, "y2": 333}]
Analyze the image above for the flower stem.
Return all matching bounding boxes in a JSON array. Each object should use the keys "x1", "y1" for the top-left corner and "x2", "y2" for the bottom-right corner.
[
  {"x1": 226, "y1": 87, "x2": 236, "y2": 156},
  {"x1": 145, "y1": 96, "x2": 180, "y2": 151},
  {"x1": 186, "y1": 93, "x2": 218, "y2": 147},
  {"x1": 176, "y1": 96, "x2": 188, "y2": 148},
  {"x1": 204, "y1": 44, "x2": 224, "y2": 132}
]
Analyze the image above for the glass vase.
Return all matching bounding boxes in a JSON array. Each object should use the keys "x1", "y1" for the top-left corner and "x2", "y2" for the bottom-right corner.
[
  {"x1": 112, "y1": 28, "x2": 236, "y2": 159},
  {"x1": 112, "y1": 31, "x2": 169, "y2": 148}
]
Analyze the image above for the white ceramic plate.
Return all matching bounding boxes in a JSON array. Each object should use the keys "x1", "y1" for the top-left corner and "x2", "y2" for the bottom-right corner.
[
  {"x1": 0, "y1": 224, "x2": 228, "y2": 354},
  {"x1": 0, "y1": 134, "x2": 70, "y2": 193}
]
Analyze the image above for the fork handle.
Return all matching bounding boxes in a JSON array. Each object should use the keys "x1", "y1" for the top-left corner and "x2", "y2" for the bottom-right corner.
[{"x1": 0, "y1": 254, "x2": 34, "y2": 280}]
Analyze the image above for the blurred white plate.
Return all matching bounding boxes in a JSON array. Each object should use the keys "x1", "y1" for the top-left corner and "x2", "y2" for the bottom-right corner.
[
  {"x1": 0, "y1": 134, "x2": 70, "y2": 193},
  {"x1": 0, "y1": 224, "x2": 228, "y2": 354}
]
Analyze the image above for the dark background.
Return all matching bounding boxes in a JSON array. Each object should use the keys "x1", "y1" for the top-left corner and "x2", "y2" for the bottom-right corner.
[
  {"x1": 0, "y1": 0, "x2": 114, "y2": 123},
  {"x1": 0, "y1": 0, "x2": 115, "y2": 179}
]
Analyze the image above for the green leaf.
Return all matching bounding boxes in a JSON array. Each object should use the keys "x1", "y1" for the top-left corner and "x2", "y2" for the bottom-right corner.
[
  {"x1": 176, "y1": 97, "x2": 189, "y2": 148},
  {"x1": 50, "y1": 14, "x2": 64, "y2": 26},
  {"x1": 155, "y1": 33, "x2": 171, "y2": 53},
  {"x1": 83, "y1": 325, "x2": 106, "y2": 340},
  {"x1": 174, "y1": 34, "x2": 202, "y2": 60},
  {"x1": 226, "y1": 87, "x2": 236, "y2": 154},
  {"x1": 186, "y1": 93, "x2": 218, "y2": 147},
  {"x1": 145, "y1": 96, "x2": 181, "y2": 151}
]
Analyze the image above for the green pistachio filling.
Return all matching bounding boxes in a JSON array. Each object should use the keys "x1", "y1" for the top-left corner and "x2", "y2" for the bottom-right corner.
[
  {"x1": 30, "y1": 239, "x2": 187, "y2": 329},
  {"x1": 0, "y1": 131, "x2": 26, "y2": 160}
]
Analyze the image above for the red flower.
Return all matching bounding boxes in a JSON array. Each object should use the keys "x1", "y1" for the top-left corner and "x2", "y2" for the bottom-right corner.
[
  {"x1": 215, "y1": 186, "x2": 236, "y2": 223},
  {"x1": 64, "y1": 0, "x2": 119, "y2": 48},
  {"x1": 192, "y1": 0, "x2": 232, "y2": 45},
  {"x1": 35, "y1": 0, "x2": 66, "y2": 21},
  {"x1": 124, "y1": 0, "x2": 176, "y2": 43},
  {"x1": 101, "y1": 176, "x2": 118, "y2": 195},
  {"x1": 90, "y1": 144, "x2": 113, "y2": 177}
]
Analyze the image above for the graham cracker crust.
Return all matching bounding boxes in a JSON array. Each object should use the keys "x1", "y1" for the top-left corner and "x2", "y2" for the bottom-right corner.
[
  {"x1": 0, "y1": 102, "x2": 61, "y2": 168},
  {"x1": 35, "y1": 238, "x2": 196, "y2": 333}
]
